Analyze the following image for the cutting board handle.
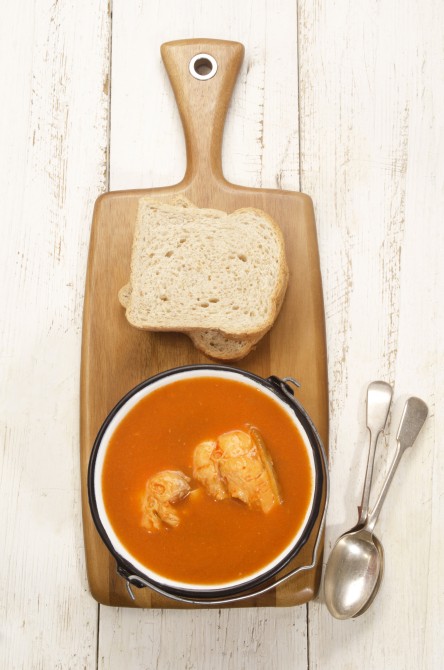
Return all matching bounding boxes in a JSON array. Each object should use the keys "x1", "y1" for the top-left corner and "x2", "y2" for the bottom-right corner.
[{"x1": 161, "y1": 39, "x2": 244, "y2": 184}]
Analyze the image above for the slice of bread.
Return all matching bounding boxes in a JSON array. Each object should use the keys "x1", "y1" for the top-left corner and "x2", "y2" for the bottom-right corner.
[
  {"x1": 124, "y1": 200, "x2": 288, "y2": 339},
  {"x1": 118, "y1": 195, "x2": 259, "y2": 360},
  {"x1": 119, "y1": 282, "x2": 259, "y2": 360}
]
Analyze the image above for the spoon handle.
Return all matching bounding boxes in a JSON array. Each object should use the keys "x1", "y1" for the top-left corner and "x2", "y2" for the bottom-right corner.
[
  {"x1": 366, "y1": 397, "x2": 428, "y2": 533},
  {"x1": 358, "y1": 381, "x2": 393, "y2": 526}
]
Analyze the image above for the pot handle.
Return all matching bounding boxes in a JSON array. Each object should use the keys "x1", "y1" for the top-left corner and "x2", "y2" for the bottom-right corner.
[{"x1": 122, "y1": 377, "x2": 330, "y2": 605}]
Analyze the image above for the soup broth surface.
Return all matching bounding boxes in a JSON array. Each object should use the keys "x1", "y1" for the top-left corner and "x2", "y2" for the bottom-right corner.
[{"x1": 101, "y1": 376, "x2": 315, "y2": 585}]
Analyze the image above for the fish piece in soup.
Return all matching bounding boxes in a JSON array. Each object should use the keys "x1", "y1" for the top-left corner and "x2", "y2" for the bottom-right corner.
[
  {"x1": 214, "y1": 429, "x2": 282, "y2": 513},
  {"x1": 192, "y1": 440, "x2": 229, "y2": 501},
  {"x1": 250, "y1": 426, "x2": 283, "y2": 507},
  {"x1": 141, "y1": 470, "x2": 191, "y2": 532}
]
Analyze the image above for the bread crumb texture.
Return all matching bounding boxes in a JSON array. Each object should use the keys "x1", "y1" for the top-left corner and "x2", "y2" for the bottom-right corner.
[{"x1": 124, "y1": 199, "x2": 288, "y2": 339}]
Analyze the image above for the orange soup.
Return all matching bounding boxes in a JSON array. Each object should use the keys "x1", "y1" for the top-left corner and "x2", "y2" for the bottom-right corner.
[{"x1": 101, "y1": 375, "x2": 314, "y2": 586}]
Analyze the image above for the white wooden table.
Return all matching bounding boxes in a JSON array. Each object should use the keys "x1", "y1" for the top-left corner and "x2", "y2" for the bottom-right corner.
[{"x1": 1, "y1": 1, "x2": 443, "y2": 668}]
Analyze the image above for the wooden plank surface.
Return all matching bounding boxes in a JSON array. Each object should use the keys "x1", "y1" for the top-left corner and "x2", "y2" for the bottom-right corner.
[
  {"x1": 0, "y1": 1, "x2": 110, "y2": 668},
  {"x1": 1, "y1": 0, "x2": 443, "y2": 669},
  {"x1": 299, "y1": 1, "x2": 444, "y2": 669}
]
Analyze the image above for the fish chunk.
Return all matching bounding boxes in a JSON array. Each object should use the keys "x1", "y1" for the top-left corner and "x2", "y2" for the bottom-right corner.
[
  {"x1": 193, "y1": 440, "x2": 229, "y2": 501},
  {"x1": 192, "y1": 428, "x2": 282, "y2": 513},
  {"x1": 214, "y1": 429, "x2": 282, "y2": 513},
  {"x1": 141, "y1": 470, "x2": 191, "y2": 532},
  {"x1": 249, "y1": 427, "x2": 283, "y2": 507}
]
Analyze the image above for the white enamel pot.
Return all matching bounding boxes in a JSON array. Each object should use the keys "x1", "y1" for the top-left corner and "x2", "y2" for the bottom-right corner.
[{"x1": 88, "y1": 364, "x2": 329, "y2": 605}]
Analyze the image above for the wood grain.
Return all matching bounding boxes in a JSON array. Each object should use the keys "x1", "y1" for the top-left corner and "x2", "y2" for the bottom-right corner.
[
  {"x1": 0, "y1": 1, "x2": 110, "y2": 668},
  {"x1": 81, "y1": 37, "x2": 328, "y2": 609},
  {"x1": 299, "y1": 1, "x2": 444, "y2": 668}
]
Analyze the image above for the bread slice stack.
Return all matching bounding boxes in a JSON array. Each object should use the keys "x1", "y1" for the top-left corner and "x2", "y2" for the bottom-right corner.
[{"x1": 119, "y1": 195, "x2": 288, "y2": 360}]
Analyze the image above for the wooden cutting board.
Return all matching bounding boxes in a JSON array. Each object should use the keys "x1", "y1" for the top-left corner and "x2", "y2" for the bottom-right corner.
[{"x1": 80, "y1": 38, "x2": 328, "y2": 608}]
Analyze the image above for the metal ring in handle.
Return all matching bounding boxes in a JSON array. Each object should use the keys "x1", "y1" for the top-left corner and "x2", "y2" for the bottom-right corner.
[
  {"x1": 189, "y1": 53, "x2": 218, "y2": 80},
  {"x1": 124, "y1": 378, "x2": 330, "y2": 606}
]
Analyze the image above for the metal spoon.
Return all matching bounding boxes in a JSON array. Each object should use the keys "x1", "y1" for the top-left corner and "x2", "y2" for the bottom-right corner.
[
  {"x1": 322, "y1": 380, "x2": 392, "y2": 618},
  {"x1": 324, "y1": 396, "x2": 428, "y2": 619},
  {"x1": 338, "y1": 381, "x2": 393, "y2": 615}
]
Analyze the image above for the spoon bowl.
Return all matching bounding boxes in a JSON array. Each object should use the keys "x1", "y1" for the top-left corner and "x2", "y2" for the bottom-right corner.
[
  {"x1": 324, "y1": 527, "x2": 383, "y2": 619},
  {"x1": 354, "y1": 534, "x2": 384, "y2": 617}
]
